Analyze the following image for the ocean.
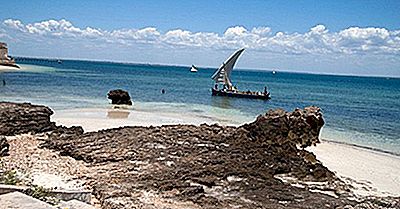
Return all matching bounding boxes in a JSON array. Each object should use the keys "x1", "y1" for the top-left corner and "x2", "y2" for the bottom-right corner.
[{"x1": 1, "y1": 59, "x2": 399, "y2": 154}]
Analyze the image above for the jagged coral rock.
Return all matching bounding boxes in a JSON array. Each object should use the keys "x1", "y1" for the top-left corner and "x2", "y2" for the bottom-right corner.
[
  {"x1": 239, "y1": 106, "x2": 323, "y2": 148},
  {"x1": 0, "y1": 102, "x2": 56, "y2": 136},
  {"x1": 4, "y1": 102, "x2": 397, "y2": 209},
  {"x1": 40, "y1": 106, "x2": 355, "y2": 208}
]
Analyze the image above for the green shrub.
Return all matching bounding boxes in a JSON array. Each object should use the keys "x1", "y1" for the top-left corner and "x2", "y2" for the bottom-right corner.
[{"x1": 0, "y1": 170, "x2": 20, "y2": 185}]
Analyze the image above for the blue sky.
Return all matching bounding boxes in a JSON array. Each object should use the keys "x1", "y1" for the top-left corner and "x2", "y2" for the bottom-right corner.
[{"x1": 1, "y1": 0, "x2": 399, "y2": 76}]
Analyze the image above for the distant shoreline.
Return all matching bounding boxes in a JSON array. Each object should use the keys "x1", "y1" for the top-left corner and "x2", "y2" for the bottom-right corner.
[
  {"x1": 13, "y1": 56, "x2": 400, "y2": 79},
  {"x1": 0, "y1": 64, "x2": 20, "y2": 72}
]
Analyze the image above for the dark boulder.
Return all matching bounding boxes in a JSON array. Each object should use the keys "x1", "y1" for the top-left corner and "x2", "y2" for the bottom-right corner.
[
  {"x1": 239, "y1": 106, "x2": 324, "y2": 148},
  {"x1": 107, "y1": 89, "x2": 132, "y2": 105}
]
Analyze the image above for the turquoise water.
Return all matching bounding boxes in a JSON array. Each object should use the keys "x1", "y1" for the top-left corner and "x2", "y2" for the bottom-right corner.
[{"x1": 1, "y1": 59, "x2": 399, "y2": 154}]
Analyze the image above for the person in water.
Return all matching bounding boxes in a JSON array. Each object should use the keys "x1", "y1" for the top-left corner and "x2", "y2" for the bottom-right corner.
[
  {"x1": 2, "y1": 79, "x2": 5, "y2": 86},
  {"x1": 161, "y1": 89, "x2": 165, "y2": 94}
]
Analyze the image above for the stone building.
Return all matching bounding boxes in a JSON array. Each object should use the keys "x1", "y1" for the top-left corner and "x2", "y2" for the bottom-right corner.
[{"x1": 0, "y1": 42, "x2": 16, "y2": 65}]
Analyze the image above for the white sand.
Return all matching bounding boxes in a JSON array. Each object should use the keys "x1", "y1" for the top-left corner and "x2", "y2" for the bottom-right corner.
[
  {"x1": 4, "y1": 134, "x2": 91, "y2": 190},
  {"x1": 308, "y1": 141, "x2": 400, "y2": 197},
  {"x1": 52, "y1": 107, "x2": 243, "y2": 132},
  {"x1": 0, "y1": 64, "x2": 56, "y2": 73},
  {"x1": 53, "y1": 107, "x2": 400, "y2": 197},
  {"x1": 0, "y1": 65, "x2": 20, "y2": 72}
]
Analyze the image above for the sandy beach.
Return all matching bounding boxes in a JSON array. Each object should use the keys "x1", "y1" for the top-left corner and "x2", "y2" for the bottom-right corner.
[
  {"x1": 308, "y1": 140, "x2": 400, "y2": 197},
  {"x1": 53, "y1": 107, "x2": 400, "y2": 198},
  {"x1": 52, "y1": 107, "x2": 246, "y2": 132},
  {"x1": 0, "y1": 65, "x2": 19, "y2": 72}
]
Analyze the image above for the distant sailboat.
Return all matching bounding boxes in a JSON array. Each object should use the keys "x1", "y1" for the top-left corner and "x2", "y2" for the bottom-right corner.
[
  {"x1": 190, "y1": 65, "x2": 198, "y2": 72},
  {"x1": 211, "y1": 48, "x2": 270, "y2": 100}
]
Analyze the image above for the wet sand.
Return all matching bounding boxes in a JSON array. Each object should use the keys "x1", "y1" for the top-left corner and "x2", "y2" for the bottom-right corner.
[{"x1": 52, "y1": 107, "x2": 245, "y2": 132}]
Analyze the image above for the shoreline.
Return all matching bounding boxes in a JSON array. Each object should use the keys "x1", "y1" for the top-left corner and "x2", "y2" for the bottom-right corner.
[
  {"x1": 52, "y1": 107, "x2": 400, "y2": 197},
  {"x1": 1, "y1": 101, "x2": 399, "y2": 208},
  {"x1": 51, "y1": 107, "x2": 247, "y2": 132},
  {"x1": 321, "y1": 138, "x2": 400, "y2": 157},
  {"x1": 0, "y1": 65, "x2": 20, "y2": 72},
  {"x1": 53, "y1": 107, "x2": 399, "y2": 157},
  {"x1": 307, "y1": 140, "x2": 400, "y2": 197}
]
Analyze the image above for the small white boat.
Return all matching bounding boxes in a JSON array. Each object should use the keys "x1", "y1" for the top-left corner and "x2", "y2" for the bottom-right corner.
[
  {"x1": 190, "y1": 65, "x2": 198, "y2": 72},
  {"x1": 272, "y1": 70, "x2": 276, "y2": 75}
]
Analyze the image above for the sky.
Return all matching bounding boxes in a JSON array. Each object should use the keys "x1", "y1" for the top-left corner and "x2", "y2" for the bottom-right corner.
[{"x1": 0, "y1": 0, "x2": 399, "y2": 77}]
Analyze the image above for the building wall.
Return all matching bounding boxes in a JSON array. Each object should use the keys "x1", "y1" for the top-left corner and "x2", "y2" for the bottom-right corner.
[{"x1": 0, "y1": 42, "x2": 11, "y2": 62}]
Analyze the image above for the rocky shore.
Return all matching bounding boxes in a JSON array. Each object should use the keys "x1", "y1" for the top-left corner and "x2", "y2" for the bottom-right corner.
[
  {"x1": 1, "y1": 102, "x2": 399, "y2": 208},
  {"x1": 0, "y1": 102, "x2": 56, "y2": 136}
]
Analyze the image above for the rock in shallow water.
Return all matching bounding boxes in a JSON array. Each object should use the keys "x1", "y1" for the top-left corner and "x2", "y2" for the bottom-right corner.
[{"x1": 107, "y1": 89, "x2": 132, "y2": 105}]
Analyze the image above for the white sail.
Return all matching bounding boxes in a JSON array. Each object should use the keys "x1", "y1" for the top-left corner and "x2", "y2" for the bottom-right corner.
[
  {"x1": 190, "y1": 65, "x2": 198, "y2": 72},
  {"x1": 211, "y1": 48, "x2": 245, "y2": 88}
]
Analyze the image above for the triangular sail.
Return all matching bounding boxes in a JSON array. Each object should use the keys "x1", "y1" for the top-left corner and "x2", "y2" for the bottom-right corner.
[
  {"x1": 190, "y1": 64, "x2": 198, "y2": 72},
  {"x1": 211, "y1": 48, "x2": 245, "y2": 88}
]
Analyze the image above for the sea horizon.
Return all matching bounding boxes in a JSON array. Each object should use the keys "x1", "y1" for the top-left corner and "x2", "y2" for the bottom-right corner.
[{"x1": 12, "y1": 56, "x2": 400, "y2": 79}]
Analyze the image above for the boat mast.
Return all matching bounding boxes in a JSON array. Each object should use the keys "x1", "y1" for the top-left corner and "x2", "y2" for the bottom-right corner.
[{"x1": 211, "y1": 48, "x2": 245, "y2": 89}]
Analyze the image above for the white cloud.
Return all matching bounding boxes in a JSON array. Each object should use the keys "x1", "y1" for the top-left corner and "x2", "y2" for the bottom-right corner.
[
  {"x1": 251, "y1": 27, "x2": 271, "y2": 36},
  {"x1": 2, "y1": 19, "x2": 400, "y2": 56},
  {"x1": 162, "y1": 29, "x2": 194, "y2": 46},
  {"x1": 310, "y1": 24, "x2": 328, "y2": 34},
  {"x1": 4, "y1": 19, "x2": 104, "y2": 38},
  {"x1": 3, "y1": 19, "x2": 25, "y2": 30},
  {"x1": 82, "y1": 27, "x2": 103, "y2": 38},
  {"x1": 224, "y1": 26, "x2": 248, "y2": 37},
  {"x1": 110, "y1": 27, "x2": 160, "y2": 43},
  {"x1": 336, "y1": 27, "x2": 397, "y2": 54},
  {"x1": 339, "y1": 27, "x2": 389, "y2": 40}
]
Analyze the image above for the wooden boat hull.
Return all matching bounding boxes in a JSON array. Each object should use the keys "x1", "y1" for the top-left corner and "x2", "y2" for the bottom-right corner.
[{"x1": 211, "y1": 88, "x2": 270, "y2": 100}]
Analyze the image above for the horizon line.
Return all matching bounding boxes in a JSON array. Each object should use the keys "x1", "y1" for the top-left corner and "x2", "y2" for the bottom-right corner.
[{"x1": 13, "y1": 55, "x2": 400, "y2": 79}]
